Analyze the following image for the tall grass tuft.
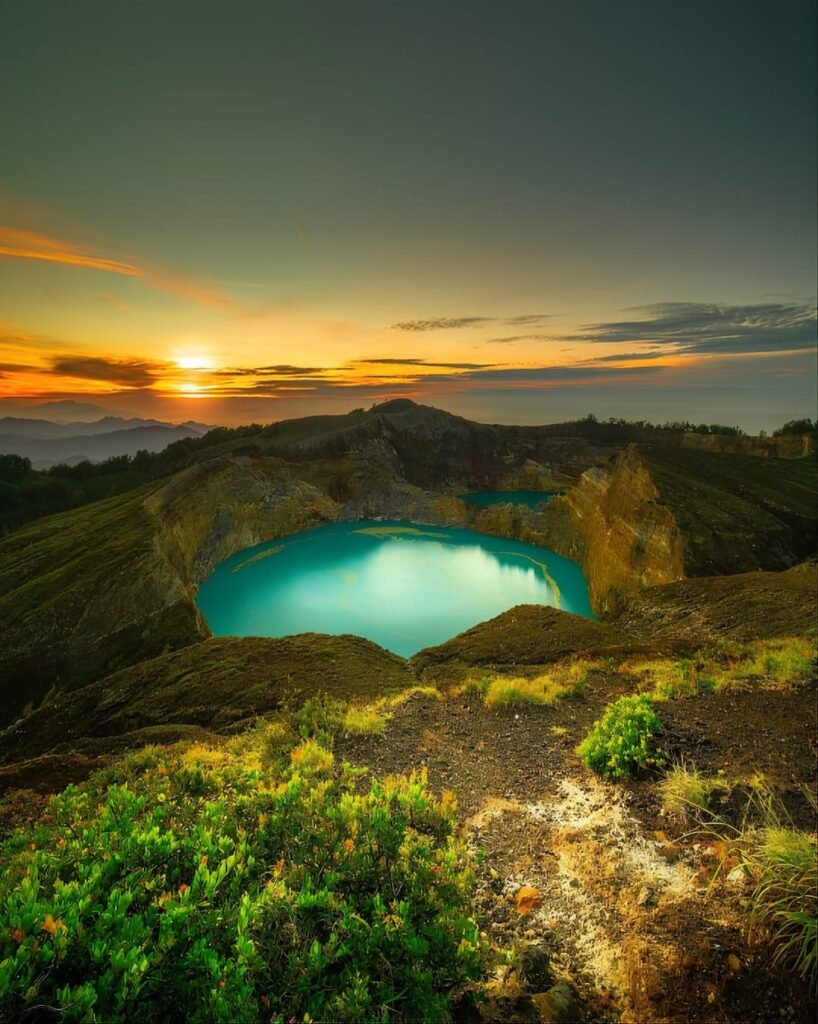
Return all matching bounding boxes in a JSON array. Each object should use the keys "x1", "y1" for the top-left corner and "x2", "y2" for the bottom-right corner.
[
  {"x1": 484, "y1": 660, "x2": 600, "y2": 709},
  {"x1": 698, "y1": 785, "x2": 817, "y2": 985},
  {"x1": 658, "y1": 763, "x2": 727, "y2": 818}
]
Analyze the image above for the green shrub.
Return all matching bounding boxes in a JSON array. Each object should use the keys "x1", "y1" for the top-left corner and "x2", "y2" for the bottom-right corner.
[
  {"x1": 576, "y1": 695, "x2": 664, "y2": 779},
  {"x1": 0, "y1": 742, "x2": 482, "y2": 1022}
]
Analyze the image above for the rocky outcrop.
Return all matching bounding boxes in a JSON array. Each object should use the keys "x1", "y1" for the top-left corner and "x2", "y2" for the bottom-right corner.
[
  {"x1": 148, "y1": 455, "x2": 343, "y2": 585},
  {"x1": 540, "y1": 444, "x2": 818, "y2": 614},
  {"x1": 541, "y1": 448, "x2": 685, "y2": 614}
]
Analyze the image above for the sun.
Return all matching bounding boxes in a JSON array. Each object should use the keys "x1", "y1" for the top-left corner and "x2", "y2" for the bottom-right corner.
[{"x1": 174, "y1": 355, "x2": 212, "y2": 370}]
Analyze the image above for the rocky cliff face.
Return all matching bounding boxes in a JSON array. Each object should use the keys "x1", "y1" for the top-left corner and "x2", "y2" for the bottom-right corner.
[
  {"x1": 538, "y1": 444, "x2": 818, "y2": 614},
  {"x1": 541, "y1": 448, "x2": 685, "y2": 614}
]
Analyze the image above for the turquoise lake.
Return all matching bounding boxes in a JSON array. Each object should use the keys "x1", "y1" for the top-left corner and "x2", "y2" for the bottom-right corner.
[
  {"x1": 196, "y1": 521, "x2": 594, "y2": 658},
  {"x1": 458, "y1": 490, "x2": 558, "y2": 507}
]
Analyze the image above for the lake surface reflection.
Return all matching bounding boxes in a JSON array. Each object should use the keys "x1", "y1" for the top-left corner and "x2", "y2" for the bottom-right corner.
[{"x1": 196, "y1": 520, "x2": 594, "y2": 657}]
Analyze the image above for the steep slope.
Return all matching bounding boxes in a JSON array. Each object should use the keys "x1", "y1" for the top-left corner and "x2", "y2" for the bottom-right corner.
[
  {"x1": 541, "y1": 446, "x2": 818, "y2": 612},
  {"x1": 0, "y1": 486, "x2": 202, "y2": 726}
]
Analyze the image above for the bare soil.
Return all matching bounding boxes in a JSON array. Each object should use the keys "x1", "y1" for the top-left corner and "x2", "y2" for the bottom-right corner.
[{"x1": 336, "y1": 679, "x2": 818, "y2": 1024}]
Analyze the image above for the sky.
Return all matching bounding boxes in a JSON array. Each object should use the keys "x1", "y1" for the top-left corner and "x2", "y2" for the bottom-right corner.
[{"x1": 0, "y1": 0, "x2": 815, "y2": 431}]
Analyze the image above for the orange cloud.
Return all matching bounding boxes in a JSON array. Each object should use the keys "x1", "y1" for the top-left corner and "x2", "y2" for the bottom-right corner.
[
  {"x1": 0, "y1": 226, "x2": 142, "y2": 276},
  {"x1": 0, "y1": 223, "x2": 230, "y2": 308}
]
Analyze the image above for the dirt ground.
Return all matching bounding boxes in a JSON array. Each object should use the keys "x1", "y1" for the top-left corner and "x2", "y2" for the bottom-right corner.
[{"x1": 336, "y1": 679, "x2": 818, "y2": 1024}]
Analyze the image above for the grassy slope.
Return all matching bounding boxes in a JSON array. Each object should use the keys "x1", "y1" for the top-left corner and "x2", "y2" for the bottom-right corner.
[
  {"x1": 0, "y1": 634, "x2": 416, "y2": 765},
  {"x1": 641, "y1": 447, "x2": 818, "y2": 575},
  {"x1": 612, "y1": 562, "x2": 818, "y2": 642},
  {"x1": 0, "y1": 485, "x2": 202, "y2": 725}
]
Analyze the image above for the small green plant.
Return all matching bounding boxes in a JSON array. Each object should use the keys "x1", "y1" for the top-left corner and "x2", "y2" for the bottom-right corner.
[
  {"x1": 289, "y1": 693, "x2": 346, "y2": 745},
  {"x1": 576, "y1": 694, "x2": 663, "y2": 779},
  {"x1": 658, "y1": 763, "x2": 727, "y2": 818},
  {"x1": 457, "y1": 676, "x2": 492, "y2": 697}
]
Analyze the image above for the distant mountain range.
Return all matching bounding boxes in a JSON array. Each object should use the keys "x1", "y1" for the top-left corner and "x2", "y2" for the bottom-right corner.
[{"x1": 0, "y1": 417, "x2": 212, "y2": 469}]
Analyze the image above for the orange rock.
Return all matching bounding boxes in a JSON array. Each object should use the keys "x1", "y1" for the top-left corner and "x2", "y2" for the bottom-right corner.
[{"x1": 515, "y1": 885, "x2": 543, "y2": 915}]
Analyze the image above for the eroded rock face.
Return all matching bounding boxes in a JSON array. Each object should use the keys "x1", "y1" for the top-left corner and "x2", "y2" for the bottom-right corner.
[
  {"x1": 147, "y1": 455, "x2": 343, "y2": 585},
  {"x1": 541, "y1": 447, "x2": 685, "y2": 614}
]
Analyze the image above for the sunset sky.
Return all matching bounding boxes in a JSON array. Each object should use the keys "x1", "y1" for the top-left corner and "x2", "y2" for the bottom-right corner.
[{"x1": 1, "y1": 0, "x2": 815, "y2": 431}]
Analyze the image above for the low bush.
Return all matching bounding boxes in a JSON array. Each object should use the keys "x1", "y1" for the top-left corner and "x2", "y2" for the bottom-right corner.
[
  {"x1": 576, "y1": 694, "x2": 663, "y2": 779},
  {"x1": 0, "y1": 739, "x2": 482, "y2": 1022}
]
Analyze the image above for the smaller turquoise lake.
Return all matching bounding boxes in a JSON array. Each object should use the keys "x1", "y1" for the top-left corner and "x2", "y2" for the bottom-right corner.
[
  {"x1": 459, "y1": 490, "x2": 558, "y2": 508},
  {"x1": 196, "y1": 521, "x2": 594, "y2": 658}
]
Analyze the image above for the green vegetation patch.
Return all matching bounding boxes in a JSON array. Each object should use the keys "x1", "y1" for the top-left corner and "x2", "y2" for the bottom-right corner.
[
  {"x1": 698, "y1": 786, "x2": 817, "y2": 985},
  {"x1": 577, "y1": 694, "x2": 664, "y2": 779},
  {"x1": 621, "y1": 634, "x2": 816, "y2": 700},
  {"x1": 482, "y1": 659, "x2": 600, "y2": 709},
  {"x1": 0, "y1": 731, "x2": 482, "y2": 1023}
]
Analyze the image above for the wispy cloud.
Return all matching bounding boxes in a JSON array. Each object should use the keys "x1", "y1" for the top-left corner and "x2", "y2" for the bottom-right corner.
[
  {"x1": 570, "y1": 302, "x2": 817, "y2": 355},
  {"x1": 391, "y1": 314, "x2": 553, "y2": 331},
  {"x1": 0, "y1": 224, "x2": 230, "y2": 308},
  {"x1": 0, "y1": 226, "x2": 142, "y2": 277},
  {"x1": 580, "y1": 350, "x2": 668, "y2": 363},
  {"x1": 215, "y1": 364, "x2": 328, "y2": 377},
  {"x1": 484, "y1": 334, "x2": 554, "y2": 345},
  {"x1": 354, "y1": 357, "x2": 494, "y2": 370}
]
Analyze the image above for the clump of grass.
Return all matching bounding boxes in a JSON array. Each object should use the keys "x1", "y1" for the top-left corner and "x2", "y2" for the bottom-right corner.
[
  {"x1": 750, "y1": 825, "x2": 817, "y2": 982},
  {"x1": 343, "y1": 704, "x2": 389, "y2": 735},
  {"x1": 386, "y1": 685, "x2": 441, "y2": 707},
  {"x1": 576, "y1": 694, "x2": 664, "y2": 779},
  {"x1": 456, "y1": 676, "x2": 492, "y2": 697},
  {"x1": 700, "y1": 786, "x2": 817, "y2": 985},
  {"x1": 622, "y1": 657, "x2": 715, "y2": 700},
  {"x1": 484, "y1": 659, "x2": 600, "y2": 709},
  {"x1": 658, "y1": 763, "x2": 727, "y2": 819}
]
